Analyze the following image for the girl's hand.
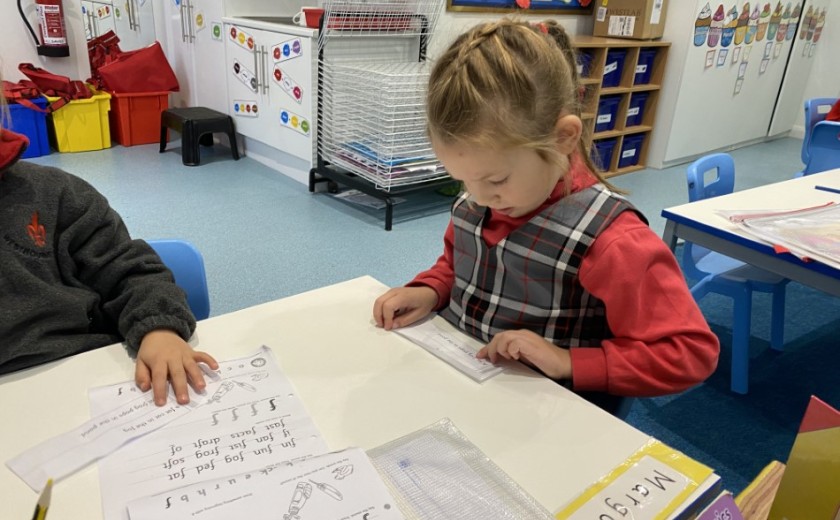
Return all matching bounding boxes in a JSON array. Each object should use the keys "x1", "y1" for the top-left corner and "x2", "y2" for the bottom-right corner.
[
  {"x1": 477, "y1": 329, "x2": 572, "y2": 380},
  {"x1": 135, "y1": 330, "x2": 219, "y2": 406},
  {"x1": 373, "y1": 286, "x2": 438, "y2": 330}
]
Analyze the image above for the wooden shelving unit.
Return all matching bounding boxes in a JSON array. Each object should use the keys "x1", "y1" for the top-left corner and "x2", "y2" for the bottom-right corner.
[{"x1": 572, "y1": 36, "x2": 670, "y2": 178}]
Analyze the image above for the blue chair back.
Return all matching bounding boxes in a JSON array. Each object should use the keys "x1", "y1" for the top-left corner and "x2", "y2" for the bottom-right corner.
[
  {"x1": 802, "y1": 121, "x2": 840, "y2": 176},
  {"x1": 802, "y1": 97, "x2": 838, "y2": 164},
  {"x1": 147, "y1": 239, "x2": 210, "y2": 320},
  {"x1": 686, "y1": 152, "x2": 735, "y2": 202},
  {"x1": 684, "y1": 153, "x2": 736, "y2": 279}
]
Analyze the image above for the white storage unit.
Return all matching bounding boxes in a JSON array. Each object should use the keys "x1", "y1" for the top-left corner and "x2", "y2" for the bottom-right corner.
[
  {"x1": 163, "y1": 0, "x2": 228, "y2": 112},
  {"x1": 223, "y1": 18, "x2": 318, "y2": 167},
  {"x1": 111, "y1": 0, "x2": 156, "y2": 51}
]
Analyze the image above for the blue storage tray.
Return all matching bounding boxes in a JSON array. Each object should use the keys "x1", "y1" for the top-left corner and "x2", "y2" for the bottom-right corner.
[
  {"x1": 618, "y1": 134, "x2": 645, "y2": 168},
  {"x1": 634, "y1": 48, "x2": 657, "y2": 85},
  {"x1": 4, "y1": 97, "x2": 50, "y2": 159},
  {"x1": 602, "y1": 49, "x2": 626, "y2": 88},
  {"x1": 592, "y1": 138, "x2": 617, "y2": 171},
  {"x1": 626, "y1": 92, "x2": 650, "y2": 127},
  {"x1": 595, "y1": 95, "x2": 622, "y2": 133}
]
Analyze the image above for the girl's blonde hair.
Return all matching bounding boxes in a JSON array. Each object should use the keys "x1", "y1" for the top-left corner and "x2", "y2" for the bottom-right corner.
[{"x1": 427, "y1": 18, "x2": 614, "y2": 189}]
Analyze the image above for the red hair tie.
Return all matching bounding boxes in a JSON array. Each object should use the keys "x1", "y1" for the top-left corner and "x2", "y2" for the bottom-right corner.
[{"x1": 536, "y1": 22, "x2": 548, "y2": 34}]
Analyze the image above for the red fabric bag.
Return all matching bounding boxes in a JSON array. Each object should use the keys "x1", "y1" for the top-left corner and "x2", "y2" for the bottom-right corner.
[
  {"x1": 87, "y1": 30, "x2": 124, "y2": 90},
  {"x1": 2, "y1": 80, "x2": 45, "y2": 112},
  {"x1": 96, "y1": 41, "x2": 180, "y2": 93},
  {"x1": 18, "y1": 63, "x2": 92, "y2": 113}
]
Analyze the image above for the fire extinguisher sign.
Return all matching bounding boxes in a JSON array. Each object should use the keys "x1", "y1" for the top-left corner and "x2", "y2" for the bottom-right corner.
[{"x1": 37, "y1": 3, "x2": 67, "y2": 45}]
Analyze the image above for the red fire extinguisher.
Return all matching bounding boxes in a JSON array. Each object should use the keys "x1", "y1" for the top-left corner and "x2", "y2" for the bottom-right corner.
[{"x1": 17, "y1": 0, "x2": 70, "y2": 57}]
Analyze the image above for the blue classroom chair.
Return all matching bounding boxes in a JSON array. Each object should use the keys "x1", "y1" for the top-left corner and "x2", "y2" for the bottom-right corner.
[
  {"x1": 801, "y1": 121, "x2": 840, "y2": 176},
  {"x1": 801, "y1": 97, "x2": 838, "y2": 166},
  {"x1": 796, "y1": 97, "x2": 838, "y2": 177},
  {"x1": 147, "y1": 239, "x2": 210, "y2": 320},
  {"x1": 684, "y1": 153, "x2": 789, "y2": 394}
]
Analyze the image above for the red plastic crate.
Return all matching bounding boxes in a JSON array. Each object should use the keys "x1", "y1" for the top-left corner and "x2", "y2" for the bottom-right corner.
[{"x1": 109, "y1": 91, "x2": 169, "y2": 146}]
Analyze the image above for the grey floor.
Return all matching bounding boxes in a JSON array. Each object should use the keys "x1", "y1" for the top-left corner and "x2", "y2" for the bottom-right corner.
[{"x1": 28, "y1": 136, "x2": 806, "y2": 317}]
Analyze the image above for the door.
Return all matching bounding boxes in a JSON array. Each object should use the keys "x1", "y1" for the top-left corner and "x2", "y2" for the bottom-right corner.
[
  {"x1": 663, "y1": 0, "x2": 802, "y2": 163},
  {"x1": 190, "y1": 0, "x2": 228, "y2": 112},
  {"x1": 111, "y1": 0, "x2": 156, "y2": 51},
  {"x1": 768, "y1": 0, "x2": 830, "y2": 136},
  {"x1": 265, "y1": 30, "x2": 316, "y2": 163},
  {"x1": 163, "y1": 0, "x2": 197, "y2": 108},
  {"x1": 90, "y1": 0, "x2": 117, "y2": 38},
  {"x1": 225, "y1": 23, "x2": 274, "y2": 143}
]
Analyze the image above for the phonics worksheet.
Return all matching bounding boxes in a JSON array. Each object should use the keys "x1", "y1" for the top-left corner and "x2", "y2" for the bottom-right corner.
[
  {"x1": 127, "y1": 447, "x2": 405, "y2": 520},
  {"x1": 89, "y1": 346, "x2": 330, "y2": 520}
]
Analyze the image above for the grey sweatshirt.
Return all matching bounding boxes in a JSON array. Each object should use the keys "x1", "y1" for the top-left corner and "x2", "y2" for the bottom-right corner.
[{"x1": 0, "y1": 131, "x2": 195, "y2": 375}]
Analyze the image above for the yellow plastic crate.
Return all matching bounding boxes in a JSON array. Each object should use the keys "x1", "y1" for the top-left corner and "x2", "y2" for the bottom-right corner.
[{"x1": 47, "y1": 88, "x2": 112, "y2": 152}]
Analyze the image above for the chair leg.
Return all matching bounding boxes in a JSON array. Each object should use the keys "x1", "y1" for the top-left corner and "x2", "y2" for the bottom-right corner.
[
  {"x1": 159, "y1": 124, "x2": 168, "y2": 153},
  {"x1": 181, "y1": 124, "x2": 200, "y2": 166},
  {"x1": 730, "y1": 287, "x2": 752, "y2": 394},
  {"x1": 769, "y1": 285, "x2": 786, "y2": 351}
]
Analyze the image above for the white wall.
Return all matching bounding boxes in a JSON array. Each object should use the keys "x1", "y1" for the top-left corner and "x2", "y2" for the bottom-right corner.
[
  {"x1": 648, "y1": 1, "x2": 839, "y2": 168},
  {"x1": 1, "y1": 2, "x2": 89, "y2": 83},
  {"x1": 795, "y1": 5, "x2": 840, "y2": 137}
]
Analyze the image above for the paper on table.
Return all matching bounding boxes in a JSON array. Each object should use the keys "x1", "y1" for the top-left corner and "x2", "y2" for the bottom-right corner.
[
  {"x1": 718, "y1": 203, "x2": 840, "y2": 269},
  {"x1": 394, "y1": 315, "x2": 504, "y2": 382},
  {"x1": 127, "y1": 447, "x2": 405, "y2": 520},
  {"x1": 5, "y1": 371, "x2": 213, "y2": 491},
  {"x1": 90, "y1": 346, "x2": 330, "y2": 520}
]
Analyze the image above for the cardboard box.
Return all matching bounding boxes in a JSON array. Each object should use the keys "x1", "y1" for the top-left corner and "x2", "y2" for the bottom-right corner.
[{"x1": 593, "y1": 0, "x2": 669, "y2": 40}]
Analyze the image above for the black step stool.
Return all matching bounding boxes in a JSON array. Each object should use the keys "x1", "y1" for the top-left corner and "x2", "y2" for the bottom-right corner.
[{"x1": 160, "y1": 107, "x2": 241, "y2": 166}]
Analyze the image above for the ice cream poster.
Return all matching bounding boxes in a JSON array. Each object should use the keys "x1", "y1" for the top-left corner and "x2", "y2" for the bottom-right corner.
[{"x1": 693, "y1": 2, "x2": 822, "y2": 49}]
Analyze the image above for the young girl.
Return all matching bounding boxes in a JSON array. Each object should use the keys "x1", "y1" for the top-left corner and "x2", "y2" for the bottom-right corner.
[
  {"x1": 1, "y1": 69, "x2": 217, "y2": 406},
  {"x1": 373, "y1": 19, "x2": 720, "y2": 409}
]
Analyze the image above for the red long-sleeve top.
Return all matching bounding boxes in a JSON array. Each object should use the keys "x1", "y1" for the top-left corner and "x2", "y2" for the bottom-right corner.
[{"x1": 410, "y1": 160, "x2": 719, "y2": 397}]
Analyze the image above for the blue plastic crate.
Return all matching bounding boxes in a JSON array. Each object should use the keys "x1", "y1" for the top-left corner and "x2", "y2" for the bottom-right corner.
[
  {"x1": 634, "y1": 48, "x2": 657, "y2": 85},
  {"x1": 592, "y1": 138, "x2": 617, "y2": 171},
  {"x1": 602, "y1": 49, "x2": 626, "y2": 88},
  {"x1": 595, "y1": 95, "x2": 622, "y2": 133},
  {"x1": 618, "y1": 134, "x2": 646, "y2": 168},
  {"x1": 577, "y1": 51, "x2": 593, "y2": 78},
  {"x1": 4, "y1": 97, "x2": 50, "y2": 159},
  {"x1": 626, "y1": 92, "x2": 650, "y2": 127}
]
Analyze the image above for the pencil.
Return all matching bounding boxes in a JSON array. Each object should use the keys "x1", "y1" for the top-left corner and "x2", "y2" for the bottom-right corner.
[
  {"x1": 31, "y1": 479, "x2": 52, "y2": 520},
  {"x1": 814, "y1": 185, "x2": 840, "y2": 195}
]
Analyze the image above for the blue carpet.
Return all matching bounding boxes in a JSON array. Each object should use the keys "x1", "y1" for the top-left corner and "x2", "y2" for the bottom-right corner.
[{"x1": 627, "y1": 249, "x2": 840, "y2": 495}]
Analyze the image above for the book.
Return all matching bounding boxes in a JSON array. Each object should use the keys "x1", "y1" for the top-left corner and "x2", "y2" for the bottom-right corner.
[
  {"x1": 767, "y1": 395, "x2": 840, "y2": 520},
  {"x1": 555, "y1": 439, "x2": 721, "y2": 520},
  {"x1": 696, "y1": 492, "x2": 745, "y2": 520}
]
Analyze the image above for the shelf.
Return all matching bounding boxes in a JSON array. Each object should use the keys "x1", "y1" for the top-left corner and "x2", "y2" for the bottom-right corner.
[
  {"x1": 593, "y1": 125, "x2": 652, "y2": 140},
  {"x1": 600, "y1": 84, "x2": 661, "y2": 95},
  {"x1": 573, "y1": 36, "x2": 669, "y2": 177}
]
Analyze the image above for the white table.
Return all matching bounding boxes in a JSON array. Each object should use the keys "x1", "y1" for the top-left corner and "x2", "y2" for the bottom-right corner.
[
  {"x1": 0, "y1": 276, "x2": 649, "y2": 519},
  {"x1": 661, "y1": 169, "x2": 840, "y2": 296}
]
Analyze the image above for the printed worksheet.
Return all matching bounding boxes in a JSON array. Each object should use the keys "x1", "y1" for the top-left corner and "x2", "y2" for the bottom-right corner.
[
  {"x1": 395, "y1": 316, "x2": 504, "y2": 382},
  {"x1": 6, "y1": 369, "x2": 211, "y2": 491},
  {"x1": 89, "y1": 346, "x2": 330, "y2": 520},
  {"x1": 127, "y1": 447, "x2": 405, "y2": 520}
]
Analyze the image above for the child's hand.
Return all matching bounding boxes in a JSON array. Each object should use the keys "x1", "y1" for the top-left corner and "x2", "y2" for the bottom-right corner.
[
  {"x1": 478, "y1": 329, "x2": 572, "y2": 380},
  {"x1": 135, "y1": 330, "x2": 219, "y2": 406},
  {"x1": 373, "y1": 286, "x2": 438, "y2": 330}
]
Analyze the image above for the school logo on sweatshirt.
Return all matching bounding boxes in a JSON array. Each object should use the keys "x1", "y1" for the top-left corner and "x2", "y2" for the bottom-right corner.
[{"x1": 26, "y1": 212, "x2": 46, "y2": 247}]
